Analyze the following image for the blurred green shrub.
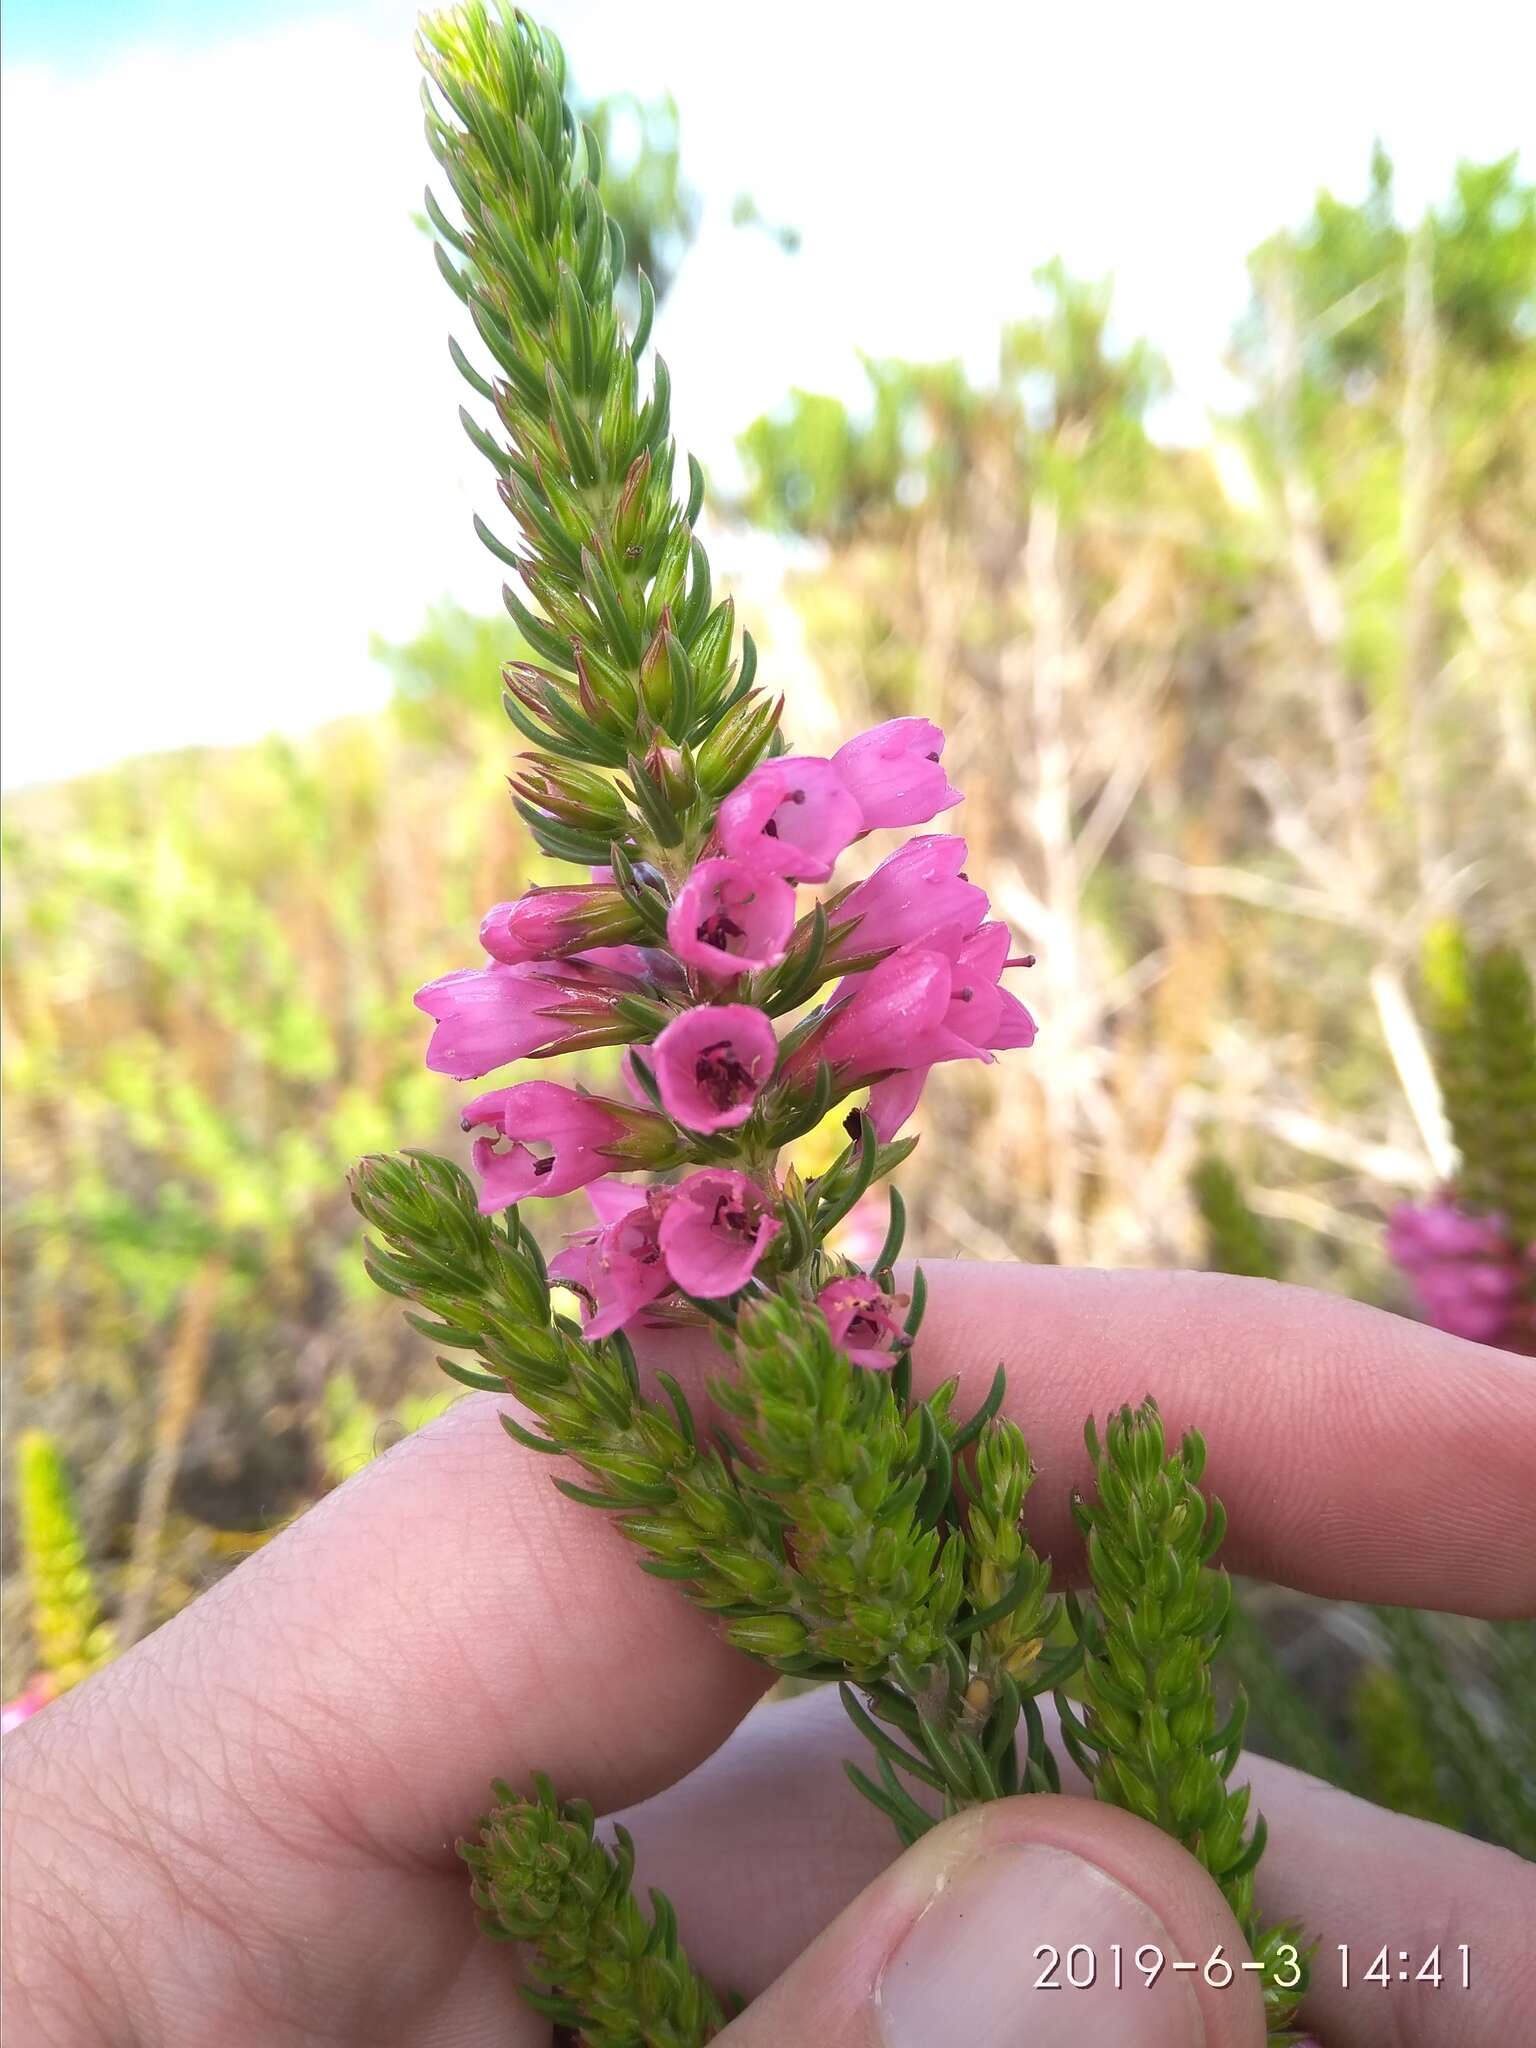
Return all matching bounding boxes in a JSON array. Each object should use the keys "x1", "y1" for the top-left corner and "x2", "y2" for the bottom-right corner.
[
  {"x1": 12, "y1": 1430, "x2": 113, "y2": 1695},
  {"x1": 0, "y1": 614, "x2": 550, "y2": 1671}
]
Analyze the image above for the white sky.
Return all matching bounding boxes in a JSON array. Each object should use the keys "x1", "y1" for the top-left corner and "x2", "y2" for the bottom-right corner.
[{"x1": 2, "y1": 0, "x2": 1532, "y2": 788}]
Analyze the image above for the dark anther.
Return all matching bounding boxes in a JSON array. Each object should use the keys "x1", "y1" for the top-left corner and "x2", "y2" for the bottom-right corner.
[
  {"x1": 698, "y1": 910, "x2": 746, "y2": 952},
  {"x1": 532, "y1": 1155, "x2": 556, "y2": 1177},
  {"x1": 711, "y1": 1193, "x2": 751, "y2": 1235},
  {"x1": 843, "y1": 1108, "x2": 862, "y2": 1139},
  {"x1": 696, "y1": 1038, "x2": 755, "y2": 1111}
]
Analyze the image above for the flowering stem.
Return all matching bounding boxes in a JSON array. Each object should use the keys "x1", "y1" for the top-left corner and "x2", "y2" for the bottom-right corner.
[{"x1": 354, "y1": 6, "x2": 1300, "y2": 2037}]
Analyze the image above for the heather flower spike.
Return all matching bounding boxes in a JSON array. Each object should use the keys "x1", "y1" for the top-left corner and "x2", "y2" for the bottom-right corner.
[
  {"x1": 351, "y1": 6, "x2": 1305, "y2": 2035},
  {"x1": 1386, "y1": 1197, "x2": 1528, "y2": 1345}
]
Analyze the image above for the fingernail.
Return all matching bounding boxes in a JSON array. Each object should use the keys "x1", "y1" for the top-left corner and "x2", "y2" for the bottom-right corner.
[{"x1": 877, "y1": 1842, "x2": 1204, "y2": 2048}]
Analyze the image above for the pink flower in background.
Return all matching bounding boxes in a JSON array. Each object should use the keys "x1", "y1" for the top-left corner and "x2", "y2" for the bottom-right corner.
[
  {"x1": 550, "y1": 1182, "x2": 675, "y2": 1339},
  {"x1": 1386, "y1": 1197, "x2": 1526, "y2": 1346},
  {"x1": 1, "y1": 1679, "x2": 53, "y2": 1736},
  {"x1": 717, "y1": 756, "x2": 862, "y2": 883},
  {"x1": 652, "y1": 1004, "x2": 778, "y2": 1133},
  {"x1": 461, "y1": 1081, "x2": 668, "y2": 1210},
  {"x1": 831, "y1": 716, "x2": 961, "y2": 829},
  {"x1": 828, "y1": 835, "x2": 987, "y2": 962},
  {"x1": 667, "y1": 857, "x2": 796, "y2": 980},
  {"x1": 818, "y1": 1277, "x2": 906, "y2": 1368},
  {"x1": 415, "y1": 954, "x2": 648, "y2": 1079},
  {"x1": 828, "y1": 1191, "x2": 891, "y2": 1267},
  {"x1": 659, "y1": 1170, "x2": 781, "y2": 1297}
]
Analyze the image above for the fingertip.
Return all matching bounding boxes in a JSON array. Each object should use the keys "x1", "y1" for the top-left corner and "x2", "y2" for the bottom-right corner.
[{"x1": 718, "y1": 1794, "x2": 1266, "y2": 2048}]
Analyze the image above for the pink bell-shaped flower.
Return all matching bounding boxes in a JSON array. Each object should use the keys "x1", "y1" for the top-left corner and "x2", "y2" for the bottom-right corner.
[
  {"x1": 831, "y1": 716, "x2": 961, "y2": 829},
  {"x1": 667, "y1": 857, "x2": 796, "y2": 980},
  {"x1": 716, "y1": 755, "x2": 863, "y2": 884},
  {"x1": 827, "y1": 835, "x2": 987, "y2": 964},
  {"x1": 549, "y1": 1182, "x2": 676, "y2": 1339},
  {"x1": 651, "y1": 1003, "x2": 779, "y2": 1133},
  {"x1": 460, "y1": 1081, "x2": 674, "y2": 1212},
  {"x1": 658, "y1": 1169, "x2": 781, "y2": 1297},
  {"x1": 817, "y1": 1276, "x2": 907, "y2": 1369}
]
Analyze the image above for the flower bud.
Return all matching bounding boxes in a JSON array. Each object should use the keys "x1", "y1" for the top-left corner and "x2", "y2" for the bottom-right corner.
[
  {"x1": 482, "y1": 884, "x2": 644, "y2": 962},
  {"x1": 511, "y1": 759, "x2": 628, "y2": 833},
  {"x1": 695, "y1": 690, "x2": 783, "y2": 800},
  {"x1": 638, "y1": 619, "x2": 674, "y2": 726},
  {"x1": 724, "y1": 1613, "x2": 809, "y2": 1659},
  {"x1": 643, "y1": 738, "x2": 697, "y2": 814},
  {"x1": 613, "y1": 448, "x2": 653, "y2": 553}
]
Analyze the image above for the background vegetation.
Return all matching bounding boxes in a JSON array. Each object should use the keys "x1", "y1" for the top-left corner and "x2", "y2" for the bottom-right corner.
[{"x1": 3, "y1": 116, "x2": 1533, "y2": 1838}]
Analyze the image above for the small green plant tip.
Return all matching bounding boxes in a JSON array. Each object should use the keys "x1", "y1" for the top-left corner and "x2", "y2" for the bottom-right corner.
[
  {"x1": 464, "y1": 1775, "x2": 729, "y2": 2043},
  {"x1": 1068, "y1": 1398, "x2": 1310, "y2": 2032}
]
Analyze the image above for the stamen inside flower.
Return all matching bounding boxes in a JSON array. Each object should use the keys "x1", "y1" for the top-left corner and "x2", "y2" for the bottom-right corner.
[
  {"x1": 762, "y1": 786, "x2": 807, "y2": 840},
  {"x1": 698, "y1": 909, "x2": 746, "y2": 951},
  {"x1": 695, "y1": 1038, "x2": 757, "y2": 1113},
  {"x1": 610, "y1": 1214, "x2": 664, "y2": 1268},
  {"x1": 710, "y1": 1188, "x2": 764, "y2": 1240}
]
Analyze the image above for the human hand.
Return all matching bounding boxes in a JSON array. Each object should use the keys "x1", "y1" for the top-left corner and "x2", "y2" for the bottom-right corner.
[{"x1": 5, "y1": 1264, "x2": 1534, "y2": 2047}]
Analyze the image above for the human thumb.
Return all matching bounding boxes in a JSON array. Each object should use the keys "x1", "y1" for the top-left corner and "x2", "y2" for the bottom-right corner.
[{"x1": 714, "y1": 1793, "x2": 1269, "y2": 2047}]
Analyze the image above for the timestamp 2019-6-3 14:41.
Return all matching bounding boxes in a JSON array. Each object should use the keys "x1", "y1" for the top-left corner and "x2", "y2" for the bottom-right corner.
[{"x1": 1027, "y1": 1943, "x2": 1476, "y2": 1994}]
